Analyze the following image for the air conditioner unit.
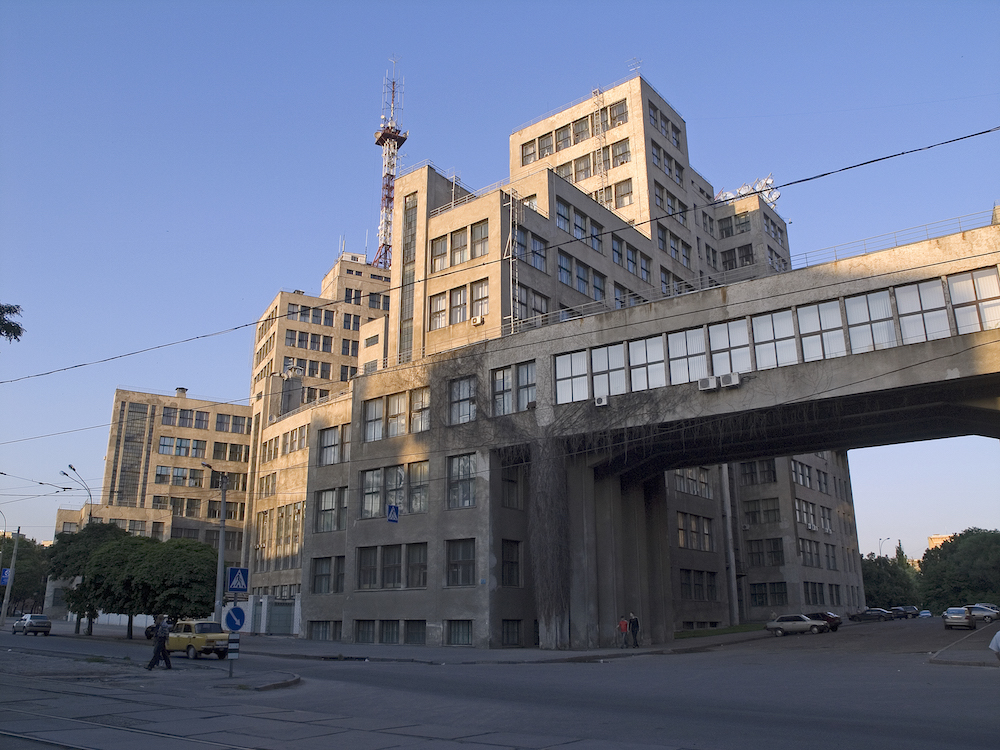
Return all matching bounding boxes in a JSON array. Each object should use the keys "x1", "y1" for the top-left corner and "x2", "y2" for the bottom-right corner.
[
  {"x1": 741, "y1": 524, "x2": 751, "y2": 531},
  {"x1": 698, "y1": 376, "x2": 719, "y2": 391},
  {"x1": 595, "y1": 395, "x2": 609, "y2": 407},
  {"x1": 720, "y1": 372, "x2": 741, "y2": 388},
  {"x1": 525, "y1": 400, "x2": 537, "y2": 410},
  {"x1": 471, "y1": 315, "x2": 485, "y2": 326},
  {"x1": 824, "y1": 528, "x2": 833, "y2": 535},
  {"x1": 807, "y1": 523, "x2": 817, "y2": 531}
]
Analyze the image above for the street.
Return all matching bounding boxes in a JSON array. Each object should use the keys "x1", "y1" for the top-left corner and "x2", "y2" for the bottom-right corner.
[{"x1": 0, "y1": 617, "x2": 997, "y2": 749}]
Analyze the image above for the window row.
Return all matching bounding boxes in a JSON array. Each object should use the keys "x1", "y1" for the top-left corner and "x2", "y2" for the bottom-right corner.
[
  {"x1": 739, "y1": 459, "x2": 778, "y2": 486},
  {"x1": 748, "y1": 581, "x2": 788, "y2": 607},
  {"x1": 678, "y1": 569, "x2": 718, "y2": 601},
  {"x1": 260, "y1": 425, "x2": 308, "y2": 463},
  {"x1": 553, "y1": 138, "x2": 631, "y2": 184},
  {"x1": 557, "y1": 250, "x2": 608, "y2": 301},
  {"x1": 162, "y1": 496, "x2": 246, "y2": 520},
  {"x1": 673, "y1": 468, "x2": 714, "y2": 499},
  {"x1": 653, "y1": 183, "x2": 687, "y2": 227},
  {"x1": 519, "y1": 99, "x2": 628, "y2": 166},
  {"x1": 656, "y1": 224, "x2": 691, "y2": 268},
  {"x1": 743, "y1": 496, "x2": 780, "y2": 525},
  {"x1": 160, "y1": 408, "x2": 213, "y2": 430},
  {"x1": 648, "y1": 100, "x2": 683, "y2": 150},
  {"x1": 158, "y1": 437, "x2": 207, "y2": 458},
  {"x1": 746, "y1": 538, "x2": 784, "y2": 567},
  {"x1": 491, "y1": 361, "x2": 536, "y2": 415},
  {"x1": 430, "y1": 220, "x2": 489, "y2": 272},
  {"x1": 281, "y1": 357, "x2": 335, "y2": 382},
  {"x1": 650, "y1": 141, "x2": 684, "y2": 186},
  {"x1": 362, "y1": 387, "x2": 431, "y2": 441},
  {"x1": 360, "y1": 462, "x2": 429, "y2": 518},
  {"x1": 429, "y1": 280, "x2": 489, "y2": 330},
  {"x1": 342, "y1": 288, "x2": 390, "y2": 312},
  {"x1": 286, "y1": 303, "x2": 336, "y2": 327},
  {"x1": 252, "y1": 503, "x2": 303, "y2": 573},
  {"x1": 309, "y1": 618, "x2": 509, "y2": 647},
  {"x1": 718, "y1": 212, "x2": 750, "y2": 239},
  {"x1": 317, "y1": 424, "x2": 352, "y2": 466},
  {"x1": 677, "y1": 512, "x2": 714, "y2": 551},
  {"x1": 285, "y1": 329, "x2": 334, "y2": 352}
]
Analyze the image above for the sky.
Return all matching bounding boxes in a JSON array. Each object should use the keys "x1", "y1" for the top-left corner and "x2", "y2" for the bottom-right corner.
[{"x1": 1, "y1": 1, "x2": 998, "y2": 559}]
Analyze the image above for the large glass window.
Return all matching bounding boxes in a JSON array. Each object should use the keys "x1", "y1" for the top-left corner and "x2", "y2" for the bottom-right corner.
[
  {"x1": 429, "y1": 293, "x2": 446, "y2": 330},
  {"x1": 448, "y1": 454, "x2": 476, "y2": 508},
  {"x1": 408, "y1": 461, "x2": 428, "y2": 513},
  {"x1": 667, "y1": 328, "x2": 707, "y2": 384},
  {"x1": 361, "y1": 469, "x2": 383, "y2": 518},
  {"x1": 896, "y1": 279, "x2": 949, "y2": 344},
  {"x1": 450, "y1": 228, "x2": 468, "y2": 265},
  {"x1": 517, "y1": 361, "x2": 536, "y2": 410},
  {"x1": 315, "y1": 487, "x2": 346, "y2": 532},
  {"x1": 386, "y1": 393, "x2": 407, "y2": 437},
  {"x1": 591, "y1": 344, "x2": 626, "y2": 398},
  {"x1": 709, "y1": 320, "x2": 751, "y2": 374},
  {"x1": 798, "y1": 301, "x2": 847, "y2": 361},
  {"x1": 450, "y1": 287, "x2": 467, "y2": 325},
  {"x1": 628, "y1": 336, "x2": 666, "y2": 391},
  {"x1": 358, "y1": 547, "x2": 378, "y2": 589},
  {"x1": 431, "y1": 236, "x2": 447, "y2": 272},
  {"x1": 407, "y1": 543, "x2": 427, "y2": 587},
  {"x1": 845, "y1": 290, "x2": 896, "y2": 353},
  {"x1": 948, "y1": 267, "x2": 1000, "y2": 334},
  {"x1": 447, "y1": 539, "x2": 475, "y2": 585},
  {"x1": 493, "y1": 367, "x2": 513, "y2": 416},
  {"x1": 363, "y1": 398, "x2": 383, "y2": 442},
  {"x1": 449, "y1": 376, "x2": 476, "y2": 424},
  {"x1": 555, "y1": 350, "x2": 589, "y2": 403},
  {"x1": 410, "y1": 387, "x2": 430, "y2": 433},
  {"x1": 752, "y1": 310, "x2": 798, "y2": 369},
  {"x1": 471, "y1": 220, "x2": 489, "y2": 258}
]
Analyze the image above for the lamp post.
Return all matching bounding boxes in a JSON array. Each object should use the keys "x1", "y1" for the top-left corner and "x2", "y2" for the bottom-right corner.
[
  {"x1": 879, "y1": 537, "x2": 890, "y2": 556},
  {"x1": 60, "y1": 465, "x2": 93, "y2": 523},
  {"x1": 202, "y1": 462, "x2": 228, "y2": 624}
]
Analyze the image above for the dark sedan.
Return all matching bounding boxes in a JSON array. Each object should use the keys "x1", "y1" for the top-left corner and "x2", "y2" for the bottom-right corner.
[
  {"x1": 804, "y1": 611, "x2": 843, "y2": 632},
  {"x1": 849, "y1": 608, "x2": 894, "y2": 622}
]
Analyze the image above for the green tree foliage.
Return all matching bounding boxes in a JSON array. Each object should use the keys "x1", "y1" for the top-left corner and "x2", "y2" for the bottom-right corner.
[
  {"x1": 48, "y1": 523, "x2": 129, "y2": 633},
  {"x1": 0, "y1": 302, "x2": 25, "y2": 345},
  {"x1": 0, "y1": 535, "x2": 49, "y2": 614},
  {"x1": 85, "y1": 535, "x2": 159, "y2": 638},
  {"x1": 919, "y1": 528, "x2": 1000, "y2": 613},
  {"x1": 861, "y1": 552, "x2": 919, "y2": 608},
  {"x1": 137, "y1": 539, "x2": 217, "y2": 620}
]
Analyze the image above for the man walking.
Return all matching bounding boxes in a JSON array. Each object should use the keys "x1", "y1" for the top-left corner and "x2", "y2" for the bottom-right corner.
[
  {"x1": 617, "y1": 616, "x2": 629, "y2": 648},
  {"x1": 146, "y1": 615, "x2": 172, "y2": 670},
  {"x1": 628, "y1": 612, "x2": 640, "y2": 648}
]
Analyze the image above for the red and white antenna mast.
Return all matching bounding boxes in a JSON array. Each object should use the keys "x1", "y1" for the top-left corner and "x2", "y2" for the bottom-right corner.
[{"x1": 373, "y1": 59, "x2": 407, "y2": 269}]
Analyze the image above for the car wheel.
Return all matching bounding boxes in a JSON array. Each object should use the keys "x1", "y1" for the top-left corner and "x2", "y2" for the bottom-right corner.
[
  {"x1": 984, "y1": 616, "x2": 993, "y2": 624},
  {"x1": 879, "y1": 616, "x2": 887, "y2": 622},
  {"x1": 216, "y1": 651, "x2": 227, "y2": 660},
  {"x1": 944, "y1": 624, "x2": 951, "y2": 629},
  {"x1": 810, "y1": 625, "x2": 821, "y2": 634},
  {"x1": 43, "y1": 631, "x2": 49, "y2": 636},
  {"x1": 773, "y1": 628, "x2": 785, "y2": 637},
  {"x1": 187, "y1": 645, "x2": 199, "y2": 660},
  {"x1": 830, "y1": 625, "x2": 838, "y2": 632}
]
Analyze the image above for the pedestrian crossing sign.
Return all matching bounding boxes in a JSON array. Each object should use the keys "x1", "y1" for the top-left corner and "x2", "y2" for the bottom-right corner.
[
  {"x1": 227, "y1": 567, "x2": 249, "y2": 593},
  {"x1": 387, "y1": 504, "x2": 399, "y2": 523}
]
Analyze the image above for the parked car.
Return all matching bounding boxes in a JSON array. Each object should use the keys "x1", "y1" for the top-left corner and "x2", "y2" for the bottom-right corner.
[
  {"x1": 973, "y1": 603, "x2": 999, "y2": 613},
  {"x1": 12, "y1": 613, "x2": 52, "y2": 635},
  {"x1": 849, "y1": 608, "x2": 894, "y2": 622},
  {"x1": 918, "y1": 610, "x2": 932, "y2": 618},
  {"x1": 961, "y1": 605, "x2": 998, "y2": 623},
  {"x1": 892, "y1": 605, "x2": 920, "y2": 619},
  {"x1": 766, "y1": 614, "x2": 830, "y2": 636},
  {"x1": 804, "y1": 611, "x2": 843, "y2": 632},
  {"x1": 943, "y1": 607, "x2": 977, "y2": 630},
  {"x1": 166, "y1": 619, "x2": 229, "y2": 659}
]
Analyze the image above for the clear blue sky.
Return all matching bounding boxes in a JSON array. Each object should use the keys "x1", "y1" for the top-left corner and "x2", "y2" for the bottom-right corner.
[{"x1": 1, "y1": 1, "x2": 998, "y2": 558}]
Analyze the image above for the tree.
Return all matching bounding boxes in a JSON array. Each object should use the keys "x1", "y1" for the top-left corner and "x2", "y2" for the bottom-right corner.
[
  {"x1": 48, "y1": 523, "x2": 129, "y2": 634},
  {"x1": 860, "y1": 552, "x2": 918, "y2": 609},
  {"x1": 919, "y1": 528, "x2": 1000, "y2": 613},
  {"x1": 86, "y1": 535, "x2": 159, "y2": 639},
  {"x1": 0, "y1": 535, "x2": 48, "y2": 615},
  {"x1": 136, "y1": 539, "x2": 217, "y2": 620},
  {"x1": 0, "y1": 303, "x2": 25, "y2": 344}
]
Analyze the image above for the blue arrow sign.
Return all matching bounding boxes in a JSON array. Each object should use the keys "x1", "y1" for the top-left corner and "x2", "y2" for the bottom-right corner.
[
  {"x1": 225, "y1": 606, "x2": 246, "y2": 631},
  {"x1": 227, "y1": 567, "x2": 249, "y2": 593}
]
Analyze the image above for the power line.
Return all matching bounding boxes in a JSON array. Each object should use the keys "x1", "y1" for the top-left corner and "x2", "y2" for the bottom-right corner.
[{"x1": 1, "y1": 125, "x2": 996, "y2": 388}]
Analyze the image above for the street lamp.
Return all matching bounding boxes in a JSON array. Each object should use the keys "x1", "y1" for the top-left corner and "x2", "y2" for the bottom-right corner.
[
  {"x1": 202, "y1": 462, "x2": 228, "y2": 624},
  {"x1": 879, "y1": 537, "x2": 890, "y2": 556},
  {"x1": 60, "y1": 464, "x2": 93, "y2": 523}
]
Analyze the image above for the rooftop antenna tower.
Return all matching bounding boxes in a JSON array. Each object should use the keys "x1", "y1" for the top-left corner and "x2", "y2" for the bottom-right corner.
[{"x1": 373, "y1": 58, "x2": 407, "y2": 269}]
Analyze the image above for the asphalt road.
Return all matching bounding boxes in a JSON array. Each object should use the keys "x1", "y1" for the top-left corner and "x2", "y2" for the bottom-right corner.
[{"x1": 2, "y1": 617, "x2": 998, "y2": 749}]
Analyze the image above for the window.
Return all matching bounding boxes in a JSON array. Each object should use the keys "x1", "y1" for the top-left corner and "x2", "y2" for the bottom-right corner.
[
  {"x1": 679, "y1": 569, "x2": 717, "y2": 601},
  {"x1": 502, "y1": 620, "x2": 522, "y2": 647},
  {"x1": 591, "y1": 344, "x2": 626, "y2": 399},
  {"x1": 471, "y1": 220, "x2": 489, "y2": 258},
  {"x1": 407, "y1": 461, "x2": 428, "y2": 513},
  {"x1": 750, "y1": 583, "x2": 769, "y2": 607},
  {"x1": 573, "y1": 210, "x2": 587, "y2": 240},
  {"x1": 896, "y1": 279, "x2": 950, "y2": 344},
  {"x1": 363, "y1": 398, "x2": 383, "y2": 442},
  {"x1": 558, "y1": 252, "x2": 572, "y2": 285},
  {"x1": 358, "y1": 547, "x2": 378, "y2": 589},
  {"x1": 949, "y1": 267, "x2": 1000, "y2": 334},
  {"x1": 718, "y1": 217, "x2": 733, "y2": 239},
  {"x1": 514, "y1": 227, "x2": 527, "y2": 260},
  {"x1": 407, "y1": 543, "x2": 428, "y2": 587},
  {"x1": 493, "y1": 366, "x2": 513, "y2": 416},
  {"x1": 178, "y1": 409, "x2": 193, "y2": 428},
  {"x1": 502, "y1": 540, "x2": 521, "y2": 587},
  {"x1": 576, "y1": 262, "x2": 589, "y2": 294},
  {"x1": 449, "y1": 287, "x2": 467, "y2": 325},
  {"x1": 448, "y1": 454, "x2": 476, "y2": 508},
  {"x1": 609, "y1": 99, "x2": 627, "y2": 125},
  {"x1": 449, "y1": 376, "x2": 476, "y2": 424},
  {"x1": 677, "y1": 513, "x2": 713, "y2": 551},
  {"x1": 555, "y1": 350, "x2": 589, "y2": 403},
  {"x1": 825, "y1": 543, "x2": 838, "y2": 570},
  {"x1": 520, "y1": 140, "x2": 536, "y2": 166},
  {"x1": 315, "y1": 488, "x2": 346, "y2": 532},
  {"x1": 743, "y1": 497, "x2": 781, "y2": 524},
  {"x1": 573, "y1": 155, "x2": 591, "y2": 182},
  {"x1": 538, "y1": 132, "x2": 553, "y2": 157},
  {"x1": 734, "y1": 212, "x2": 750, "y2": 233},
  {"x1": 410, "y1": 387, "x2": 430, "y2": 433},
  {"x1": 709, "y1": 320, "x2": 752, "y2": 374},
  {"x1": 312, "y1": 557, "x2": 331, "y2": 593},
  {"x1": 614, "y1": 179, "x2": 633, "y2": 208},
  {"x1": 162, "y1": 407, "x2": 177, "y2": 426},
  {"x1": 611, "y1": 138, "x2": 630, "y2": 167},
  {"x1": 572, "y1": 116, "x2": 590, "y2": 144},
  {"x1": 556, "y1": 200, "x2": 571, "y2": 232},
  {"x1": 447, "y1": 620, "x2": 473, "y2": 646},
  {"x1": 382, "y1": 545, "x2": 402, "y2": 589},
  {"x1": 447, "y1": 539, "x2": 475, "y2": 586},
  {"x1": 804, "y1": 581, "x2": 825, "y2": 606},
  {"x1": 318, "y1": 427, "x2": 341, "y2": 465},
  {"x1": 430, "y1": 293, "x2": 447, "y2": 330},
  {"x1": 556, "y1": 161, "x2": 572, "y2": 180},
  {"x1": 628, "y1": 336, "x2": 666, "y2": 391},
  {"x1": 450, "y1": 228, "x2": 468, "y2": 265},
  {"x1": 752, "y1": 310, "x2": 798, "y2": 369},
  {"x1": 471, "y1": 279, "x2": 489, "y2": 317},
  {"x1": 385, "y1": 464, "x2": 404, "y2": 513},
  {"x1": 386, "y1": 393, "x2": 406, "y2": 437},
  {"x1": 846, "y1": 290, "x2": 897, "y2": 353},
  {"x1": 185, "y1": 498, "x2": 201, "y2": 517},
  {"x1": 361, "y1": 469, "x2": 383, "y2": 519},
  {"x1": 333, "y1": 556, "x2": 345, "y2": 593},
  {"x1": 188, "y1": 468, "x2": 203, "y2": 488},
  {"x1": 766, "y1": 538, "x2": 785, "y2": 566},
  {"x1": 798, "y1": 301, "x2": 847, "y2": 361},
  {"x1": 355, "y1": 620, "x2": 375, "y2": 643},
  {"x1": 792, "y1": 461, "x2": 813, "y2": 489},
  {"x1": 593, "y1": 272, "x2": 605, "y2": 301},
  {"x1": 171, "y1": 467, "x2": 187, "y2": 486},
  {"x1": 517, "y1": 361, "x2": 536, "y2": 410},
  {"x1": 530, "y1": 235, "x2": 547, "y2": 271},
  {"x1": 431, "y1": 236, "x2": 447, "y2": 272},
  {"x1": 158, "y1": 437, "x2": 173, "y2": 455},
  {"x1": 192, "y1": 440, "x2": 206, "y2": 458},
  {"x1": 667, "y1": 328, "x2": 708, "y2": 384}
]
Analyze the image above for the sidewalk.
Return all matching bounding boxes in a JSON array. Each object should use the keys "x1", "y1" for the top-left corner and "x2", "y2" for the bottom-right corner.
[{"x1": 929, "y1": 622, "x2": 1000, "y2": 668}]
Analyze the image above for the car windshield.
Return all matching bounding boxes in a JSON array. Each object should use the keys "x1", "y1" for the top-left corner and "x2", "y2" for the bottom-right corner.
[{"x1": 195, "y1": 622, "x2": 224, "y2": 634}]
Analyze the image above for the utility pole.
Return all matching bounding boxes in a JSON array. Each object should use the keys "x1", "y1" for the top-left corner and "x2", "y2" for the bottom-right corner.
[
  {"x1": 204, "y1": 461, "x2": 229, "y2": 624},
  {"x1": 0, "y1": 527, "x2": 21, "y2": 627}
]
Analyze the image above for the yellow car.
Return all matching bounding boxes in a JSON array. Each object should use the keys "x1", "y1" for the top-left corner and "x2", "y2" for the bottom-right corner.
[{"x1": 166, "y1": 619, "x2": 230, "y2": 659}]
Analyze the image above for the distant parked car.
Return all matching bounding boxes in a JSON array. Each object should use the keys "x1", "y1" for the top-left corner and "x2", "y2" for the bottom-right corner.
[
  {"x1": 804, "y1": 611, "x2": 843, "y2": 632},
  {"x1": 973, "y1": 603, "x2": 999, "y2": 613},
  {"x1": 849, "y1": 608, "x2": 894, "y2": 622},
  {"x1": 766, "y1": 614, "x2": 830, "y2": 636},
  {"x1": 892, "y1": 606, "x2": 920, "y2": 619},
  {"x1": 943, "y1": 607, "x2": 976, "y2": 629},
  {"x1": 12, "y1": 614, "x2": 51, "y2": 636},
  {"x1": 961, "y1": 605, "x2": 998, "y2": 623},
  {"x1": 918, "y1": 610, "x2": 932, "y2": 618}
]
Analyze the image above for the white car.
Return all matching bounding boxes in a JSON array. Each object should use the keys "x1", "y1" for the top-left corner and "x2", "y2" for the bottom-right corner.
[{"x1": 766, "y1": 614, "x2": 830, "y2": 636}]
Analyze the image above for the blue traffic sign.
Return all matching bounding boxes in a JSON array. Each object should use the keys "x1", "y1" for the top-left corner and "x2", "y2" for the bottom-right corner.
[
  {"x1": 0, "y1": 568, "x2": 8, "y2": 586},
  {"x1": 387, "y1": 505, "x2": 399, "y2": 523},
  {"x1": 227, "y1": 567, "x2": 249, "y2": 593},
  {"x1": 225, "y1": 606, "x2": 246, "y2": 631}
]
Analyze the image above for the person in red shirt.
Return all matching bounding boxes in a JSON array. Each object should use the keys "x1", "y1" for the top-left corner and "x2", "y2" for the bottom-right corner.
[{"x1": 617, "y1": 616, "x2": 629, "y2": 648}]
